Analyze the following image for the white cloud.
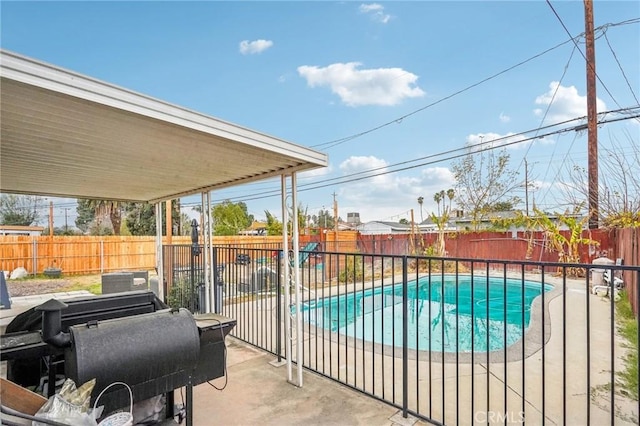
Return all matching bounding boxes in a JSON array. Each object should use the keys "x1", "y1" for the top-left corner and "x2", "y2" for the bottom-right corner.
[
  {"x1": 297, "y1": 62, "x2": 425, "y2": 107},
  {"x1": 466, "y1": 132, "x2": 524, "y2": 150},
  {"x1": 534, "y1": 81, "x2": 606, "y2": 123},
  {"x1": 499, "y1": 112, "x2": 511, "y2": 123},
  {"x1": 466, "y1": 132, "x2": 554, "y2": 151},
  {"x1": 299, "y1": 164, "x2": 333, "y2": 179},
  {"x1": 336, "y1": 156, "x2": 455, "y2": 221},
  {"x1": 359, "y1": 3, "x2": 392, "y2": 24},
  {"x1": 239, "y1": 39, "x2": 274, "y2": 55},
  {"x1": 531, "y1": 179, "x2": 552, "y2": 191}
]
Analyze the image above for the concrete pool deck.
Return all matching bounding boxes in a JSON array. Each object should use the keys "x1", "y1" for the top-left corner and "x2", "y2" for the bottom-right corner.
[{"x1": 223, "y1": 271, "x2": 639, "y2": 425}]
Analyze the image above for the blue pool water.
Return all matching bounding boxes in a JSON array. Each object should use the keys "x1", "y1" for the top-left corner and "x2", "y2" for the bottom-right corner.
[{"x1": 301, "y1": 275, "x2": 553, "y2": 353}]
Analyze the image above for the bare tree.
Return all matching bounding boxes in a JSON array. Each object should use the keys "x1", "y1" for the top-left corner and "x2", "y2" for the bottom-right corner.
[
  {"x1": 559, "y1": 132, "x2": 640, "y2": 227},
  {"x1": 0, "y1": 194, "x2": 42, "y2": 226},
  {"x1": 451, "y1": 148, "x2": 520, "y2": 230}
]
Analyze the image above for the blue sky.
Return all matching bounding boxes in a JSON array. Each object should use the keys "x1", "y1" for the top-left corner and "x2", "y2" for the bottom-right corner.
[{"x1": 2, "y1": 1, "x2": 639, "y2": 228}]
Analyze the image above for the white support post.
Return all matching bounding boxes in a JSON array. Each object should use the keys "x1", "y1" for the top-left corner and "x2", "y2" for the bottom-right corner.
[
  {"x1": 201, "y1": 192, "x2": 210, "y2": 313},
  {"x1": 155, "y1": 202, "x2": 164, "y2": 302},
  {"x1": 291, "y1": 172, "x2": 303, "y2": 387},
  {"x1": 207, "y1": 192, "x2": 215, "y2": 313},
  {"x1": 281, "y1": 175, "x2": 292, "y2": 383}
]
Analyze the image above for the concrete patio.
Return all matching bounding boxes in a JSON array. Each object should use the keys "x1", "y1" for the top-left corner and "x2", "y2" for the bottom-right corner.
[{"x1": 193, "y1": 338, "x2": 425, "y2": 426}]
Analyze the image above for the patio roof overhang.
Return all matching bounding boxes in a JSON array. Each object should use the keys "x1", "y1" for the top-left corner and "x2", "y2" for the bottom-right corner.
[{"x1": 0, "y1": 49, "x2": 328, "y2": 203}]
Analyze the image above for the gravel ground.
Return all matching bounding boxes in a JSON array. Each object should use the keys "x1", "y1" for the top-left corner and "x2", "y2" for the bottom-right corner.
[
  {"x1": 4, "y1": 274, "x2": 101, "y2": 297},
  {"x1": 5, "y1": 278, "x2": 73, "y2": 297}
]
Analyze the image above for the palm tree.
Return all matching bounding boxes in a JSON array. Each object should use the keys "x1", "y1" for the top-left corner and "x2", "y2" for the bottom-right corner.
[
  {"x1": 88, "y1": 200, "x2": 123, "y2": 235},
  {"x1": 417, "y1": 196, "x2": 424, "y2": 222},
  {"x1": 434, "y1": 192, "x2": 442, "y2": 216},
  {"x1": 446, "y1": 188, "x2": 455, "y2": 213}
]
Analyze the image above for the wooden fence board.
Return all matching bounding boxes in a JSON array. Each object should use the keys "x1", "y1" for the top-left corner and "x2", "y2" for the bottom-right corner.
[{"x1": 0, "y1": 235, "x2": 284, "y2": 275}]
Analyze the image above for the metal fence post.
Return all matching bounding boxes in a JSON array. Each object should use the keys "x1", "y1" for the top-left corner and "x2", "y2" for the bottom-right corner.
[
  {"x1": 276, "y1": 251, "x2": 282, "y2": 362},
  {"x1": 402, "y1": 255, "x2": 408, "y2": 418}
]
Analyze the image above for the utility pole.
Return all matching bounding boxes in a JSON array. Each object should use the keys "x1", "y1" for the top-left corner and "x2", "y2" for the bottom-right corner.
[
  {"x1": 49, "y1": 201, "x2": 54, "y2": 236},
  {"x1": 332, "y1": 192, "x2": 338, "y2": 234},
  {"x1": 584, "y1": 0, "x2": 599, "y2": 229},
  {"x1": 63, "y1": 208, "x2": 70, "y2": 232}
]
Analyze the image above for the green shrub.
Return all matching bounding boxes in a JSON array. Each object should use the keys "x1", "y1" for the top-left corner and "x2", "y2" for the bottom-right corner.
[
  {"x1": 167, "y1": 278, "x2": 200, "y2": 311},
  {"x1": 338, "y1": 256, "x2": 363, "y2": 283}
]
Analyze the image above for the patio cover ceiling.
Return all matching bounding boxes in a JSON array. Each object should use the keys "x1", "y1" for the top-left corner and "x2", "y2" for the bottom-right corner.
[{"x1": 0, "y1": 49, "x2": 328, "y2": 203}]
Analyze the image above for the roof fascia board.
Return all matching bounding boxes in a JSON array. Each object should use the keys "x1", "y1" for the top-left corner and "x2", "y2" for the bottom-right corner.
[{"x1": 147, "y1": 163, "x2": 324, "y2": 203}]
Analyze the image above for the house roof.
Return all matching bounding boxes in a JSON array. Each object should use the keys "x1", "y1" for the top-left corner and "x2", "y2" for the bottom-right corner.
[
  {"x1": 0, "y1": 49, "x2": 328, "y2": 203},
  {"x1": 453, "y1": 210, "x2": 521, "y2": 223},
  {"x1": 363, "y1": 221, "x2": 411, "y2": 229}
]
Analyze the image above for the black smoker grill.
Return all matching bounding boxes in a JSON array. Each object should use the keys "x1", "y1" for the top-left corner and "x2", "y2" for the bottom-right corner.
[{"x1": 0, "y1": 290, "x2": 235, "y2": 425}]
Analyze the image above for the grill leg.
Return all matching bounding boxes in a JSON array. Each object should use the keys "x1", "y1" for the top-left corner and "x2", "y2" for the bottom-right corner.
[
  {"x1": 186, "y1": 376, "x2": 193, "y2": 426},
  {"x1": 47, "y1": 356, "x2": 56, "y2": 398},
  {"x1": 166, "y1": 391, "x2": 174, "y2": 419}
]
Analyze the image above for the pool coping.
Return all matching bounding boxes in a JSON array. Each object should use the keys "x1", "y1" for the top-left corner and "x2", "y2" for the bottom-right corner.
[{"x1": 299, "y1": 271, "x2": 567, "y2": 364}]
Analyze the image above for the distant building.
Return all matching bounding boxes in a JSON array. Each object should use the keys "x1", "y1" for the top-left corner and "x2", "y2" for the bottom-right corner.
[
  {"x1": 359, "y1": 210, "x2": 586, "y2": 236},
  {"x1": 346, "y1": 212, "x2": 361, "y2": 226},
  {"x1": 450, "y1": 211, "x2": 586, "y2": 231},
  {"x1": 239, "y1": 221, "x2": 267, "y2": 236},
  {"x1": 357, "y1": 221, "x2": 411, "y2": 235},
  {"x1": 0, "y1": 225, "x2": 44, "y2": 236}
]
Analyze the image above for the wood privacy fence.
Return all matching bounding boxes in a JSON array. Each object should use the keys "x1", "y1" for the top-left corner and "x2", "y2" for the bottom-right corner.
[
  {"x1": 0, "y1": 235, "x2": 284, "y2": 275},
  {"x1": 616, "y1": 227, "x2": 639, "y2": 314},
  {"x1": 357, "y1": 229, "x2": 616, "y2": 264},
  {"x1": 0, "y1": 228, "x2": 633, "y2": 276}
]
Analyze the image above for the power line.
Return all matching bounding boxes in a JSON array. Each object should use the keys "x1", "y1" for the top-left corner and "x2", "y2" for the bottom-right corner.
[
  {"x1": 602, "y1": 30, "x2": 640, "y2": 106},
  {"x1": 170, "y1": 107, "x2": 639, "y2": 209},
  {"x1": 297, "y1": 115, "x2": 638, "y2": 192},
  {"x1": 539, "y1": 131, "x2": 580, "y2": 204},
  {"x1": 201, "y1": 111, "x2": 639, "y2": 205},
  {"x1": 312, "y1": 17, "x2": 639, "y2": 150},
  {"x1": 311, "y1": 36, "x2": 576, "y2": 150},
  {"x1": 303, "y1": 107, "x2": 639, "y2": 192},
  {"x1": 12, "y1": 108, "x2": 638, "y2": 212},
  {"x1": 518, "y1": 43, "x2": 577, "y2": 173}
]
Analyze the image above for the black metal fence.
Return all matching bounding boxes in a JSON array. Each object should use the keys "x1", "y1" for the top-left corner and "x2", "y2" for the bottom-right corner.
[{"x1": 165, "y1": 245, "x2": 640, "y2": 425}]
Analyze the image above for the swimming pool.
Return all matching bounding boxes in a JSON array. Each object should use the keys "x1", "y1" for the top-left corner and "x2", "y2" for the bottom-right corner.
[{"x1": 301, "y1": 275, "x2": 553, "y2": 353}]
